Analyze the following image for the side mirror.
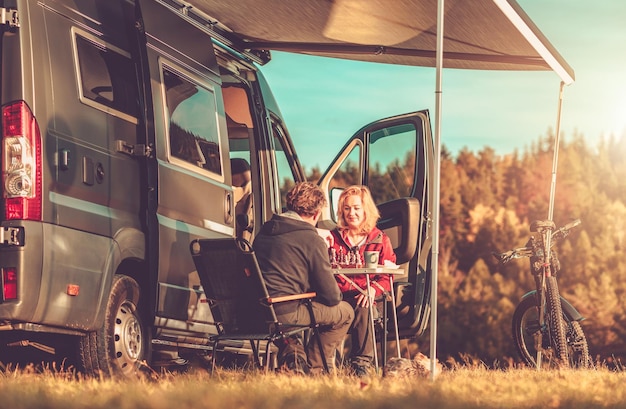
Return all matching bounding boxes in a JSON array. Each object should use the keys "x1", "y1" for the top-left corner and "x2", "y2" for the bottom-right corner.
[{"x1": 329, "y1": 187, "x2": 344, "y2": 222}]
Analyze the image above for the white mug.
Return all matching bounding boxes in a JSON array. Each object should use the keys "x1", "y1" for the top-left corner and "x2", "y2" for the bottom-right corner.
[{"x1": 364, "y1": 251, "x2": 379, "y2": 268}]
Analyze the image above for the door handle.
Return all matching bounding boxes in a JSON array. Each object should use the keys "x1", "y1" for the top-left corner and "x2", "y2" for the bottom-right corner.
[{"x1": 225, "y1": 191, "x2": 233, "y2": 225}]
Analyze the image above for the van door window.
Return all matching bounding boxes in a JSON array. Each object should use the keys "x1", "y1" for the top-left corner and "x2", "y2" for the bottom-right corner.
[
  {"x1": 329, "y1": 143, "x2": 362, "y2": 189},
  {"x1": 271, "y1": 123, "x2": 298, "y2": 213},
  {"x1": 224, "y1": 85, "x2": 253, "y2": 166},
  {"x1": 73, "y1": 30, "x2": 139, "y2": 123},
  {"x1": 367, "y1": 124, "x2": 417, "y2": 203},
  {"x1": 162, "y1": 66, "x2": 222, "y2": 177},
  {"x1": 327, "y1": 143, "x2": 362, "y2": 218}
]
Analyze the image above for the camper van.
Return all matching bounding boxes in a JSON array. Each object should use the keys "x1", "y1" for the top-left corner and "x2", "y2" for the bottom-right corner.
[{"x1": 0, "y1": 0, "x2": 433, "y2": 376}]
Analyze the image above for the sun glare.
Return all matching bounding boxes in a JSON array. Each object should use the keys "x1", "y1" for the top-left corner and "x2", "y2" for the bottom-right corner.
[{"x1": 608, "y1": 93, "x2": 626, "y2": 138}]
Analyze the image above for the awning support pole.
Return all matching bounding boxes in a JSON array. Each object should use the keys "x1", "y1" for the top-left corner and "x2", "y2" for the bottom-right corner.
[
  {"x1": 430, "y1": 0, "x2": 444, "y2": 381},
  {"x1": 547, "y1": 81, "x2": 565, "y2": 222}
]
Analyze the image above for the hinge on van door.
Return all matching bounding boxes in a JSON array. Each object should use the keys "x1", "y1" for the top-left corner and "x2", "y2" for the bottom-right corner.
[
  {"x1": 0, "y1": 7, "x2": 19, "y2": 29},
  {"x1": 0, "y1": 227, "x2": 23, "y2": 246},
  {"x1": 115, "y1": 140, "x2": 153, "y2": 158}
]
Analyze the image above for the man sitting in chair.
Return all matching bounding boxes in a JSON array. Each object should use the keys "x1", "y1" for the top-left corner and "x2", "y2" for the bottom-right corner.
[{"x1": 253, "y1": 182, "x2": 354, "y2": 374}]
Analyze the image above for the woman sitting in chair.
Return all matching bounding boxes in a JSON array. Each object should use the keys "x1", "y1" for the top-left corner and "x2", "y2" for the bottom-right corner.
[{"x1": 327, "y1": 185, "x2": 396, "y2": 377}]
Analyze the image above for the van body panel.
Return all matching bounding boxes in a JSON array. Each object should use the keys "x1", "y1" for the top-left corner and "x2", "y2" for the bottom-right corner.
[
  {"x1": 0, "y1": 0, "x2": 143, "y2": 331},
  {"x1": 0, "y1": 221, "x2": 113, "y2": 331},
  {"x1": 44, "y1": 13, "x2": 142, "y2": 237},
  {"x1": 32, "y1": 223, "x2": 114, "y2": 329},
  {"x1": 140, "y1": 0, "x2": 220, "y2": 77},
  {"x1": 0, "y1": 221, "x2": 44, "y2": 322},
  {"x1": 140, "y1": 0, "x2": 234, "y2": 328}
]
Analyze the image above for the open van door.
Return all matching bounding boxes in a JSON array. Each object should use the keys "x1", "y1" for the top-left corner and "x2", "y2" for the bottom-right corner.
[{"x1": 318, "y1": 111, "x2": 435, "y2": 338}]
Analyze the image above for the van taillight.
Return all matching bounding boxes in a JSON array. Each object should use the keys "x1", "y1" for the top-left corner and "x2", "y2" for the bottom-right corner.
[
  {"x1": 2, "y1": 268, "x2": 17, "y2": 300},
  {"x1": 2, "y1": 101, "x2": 42, "y2": 220}
]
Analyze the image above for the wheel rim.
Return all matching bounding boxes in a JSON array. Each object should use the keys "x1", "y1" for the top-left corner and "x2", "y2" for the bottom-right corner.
[
  {"x1": 517, "y1": 303, "x2": 556, "y2": 366},
  {"x1": 113, "y1": 300, "x2": 143, "y2": 372},
  {"x1": 519, "y1": 306, "x2": 541, "y2": 364},
  {"x1": 516, "y1": 299, "x2": 586, "y2": 368}
]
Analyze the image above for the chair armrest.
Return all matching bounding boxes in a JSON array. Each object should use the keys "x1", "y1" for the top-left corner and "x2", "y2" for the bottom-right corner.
[{"x1": 266, "y1": 292, "x2": 317, "y2": 304}]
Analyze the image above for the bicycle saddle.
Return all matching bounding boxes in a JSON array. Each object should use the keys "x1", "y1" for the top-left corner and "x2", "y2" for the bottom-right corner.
[{"x1": 529, "y1": 220, "x2": 556, "y2": 233}]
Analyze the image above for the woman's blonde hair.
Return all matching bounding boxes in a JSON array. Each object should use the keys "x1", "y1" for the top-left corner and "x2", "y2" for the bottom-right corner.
[{"x1": 336, "y1": 185, "x2": 380, "y2": 234}]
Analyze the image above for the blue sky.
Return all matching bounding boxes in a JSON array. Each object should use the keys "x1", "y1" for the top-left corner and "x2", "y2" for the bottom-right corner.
[{"x1": 259, "y1": 1, "x2": 626, "y2": 171}]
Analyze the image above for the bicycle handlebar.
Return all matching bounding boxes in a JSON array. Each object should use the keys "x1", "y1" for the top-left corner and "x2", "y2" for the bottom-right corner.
[
  {"x1": 552, "y1": 218, "x2": 581, "y2": 241},
  {"x1": 492, "y1": 247, "x2": 533, "y2": 263},
  {"x1": 493, "y1": 219, "x2": 581, "y2": 264}
]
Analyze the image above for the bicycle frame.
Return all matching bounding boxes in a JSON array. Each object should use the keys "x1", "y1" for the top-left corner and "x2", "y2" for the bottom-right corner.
[{"x1": 534, "y1": 221, "x2": 556, "y2": 369}]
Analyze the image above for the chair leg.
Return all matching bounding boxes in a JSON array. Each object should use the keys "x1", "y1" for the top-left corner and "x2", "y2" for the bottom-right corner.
[
  {"x1": 366, "y1": 276, "x2": 379, "y2": 371},
  {"x1": 382, "y1": 298, "x2": 388, "y2": 366},
  {"x1": 211, "y1": 341, "x2": 219, "y2": 373},
  {"x1": 249, "y1": 340, "x2": 263, "y2": 368},
  {"x1": 390, "y1": 281, "x2": 401, "y2": 358},
  {"x1": 264, "y1": 342, "x2": 272, "y2": 372}
]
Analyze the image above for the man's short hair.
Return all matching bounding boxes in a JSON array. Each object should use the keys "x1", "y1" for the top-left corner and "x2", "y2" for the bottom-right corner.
[{"x1": 286, "y1": 182, "x2": 327, "y2": 217}]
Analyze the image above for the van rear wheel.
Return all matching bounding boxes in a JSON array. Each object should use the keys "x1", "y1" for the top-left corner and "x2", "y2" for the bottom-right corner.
[{"x1": 78, "y1": 275, "x2": 148, "y2": 378}]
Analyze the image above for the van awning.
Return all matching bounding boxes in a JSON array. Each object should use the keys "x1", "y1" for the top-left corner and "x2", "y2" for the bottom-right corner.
[{"x1": 181, "y1": 0, "x2": 574, "y2": 84}]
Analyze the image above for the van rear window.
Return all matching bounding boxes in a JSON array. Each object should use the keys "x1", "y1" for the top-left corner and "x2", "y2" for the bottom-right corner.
[{"x1": 74, "y1": 34, "x2": 139, "y2": 122}]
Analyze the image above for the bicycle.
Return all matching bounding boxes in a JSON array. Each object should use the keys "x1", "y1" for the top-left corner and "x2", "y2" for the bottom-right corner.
[{"x1": 494, "y1": 219, "x2": 591, "y2": 369}]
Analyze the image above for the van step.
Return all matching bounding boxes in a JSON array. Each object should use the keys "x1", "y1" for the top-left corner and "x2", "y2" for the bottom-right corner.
[{"x1": 151, "y1": 338, "x2": 212, "y2": 351}]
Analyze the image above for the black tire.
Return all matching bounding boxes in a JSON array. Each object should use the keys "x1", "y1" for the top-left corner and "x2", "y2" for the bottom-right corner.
[
  {"x1": 77, "y1": 275, "x2": 148, "y2": 378},
  {"x1": 546, "y1": 276, "x2": 569, "y2": 364},
  {"x1": 567, "y1": 320, "x2": 591, "y2": 368},
  {"x1": 512, "y1": 295, "x2": 544, "y2": 367},
  {"x1": 512, "y1": 290, "x2": 589, "y2": 368}
]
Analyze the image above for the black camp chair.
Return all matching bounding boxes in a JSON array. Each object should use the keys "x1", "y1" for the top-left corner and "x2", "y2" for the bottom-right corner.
[{"x1": 189, "y1": 237, "x2": 328, "y2": 372}]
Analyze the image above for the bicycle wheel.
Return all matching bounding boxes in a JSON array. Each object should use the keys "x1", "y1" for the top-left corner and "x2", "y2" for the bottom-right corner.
[
  {"x1": 512, "y1": 295, "x2": 591, "y2": 368},
  {"x1": 546, "y1": 276, "x2": 569, "y2": 364},
  {"x1": 567, "y1": 320, "x2": 591, "y2": 368},
  {"x1": 512, "y1": 295, "x2": 549, "y2": 367}
]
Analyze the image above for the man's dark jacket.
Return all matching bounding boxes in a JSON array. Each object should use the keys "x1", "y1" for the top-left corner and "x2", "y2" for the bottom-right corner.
[{"x1": 253, "y1": 213, "x2": 342, "y2": 315}]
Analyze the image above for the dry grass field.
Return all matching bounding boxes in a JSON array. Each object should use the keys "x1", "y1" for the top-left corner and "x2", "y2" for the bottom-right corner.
[{"x1": 1, "y1": 362, "x2": 626, "y2": 409}]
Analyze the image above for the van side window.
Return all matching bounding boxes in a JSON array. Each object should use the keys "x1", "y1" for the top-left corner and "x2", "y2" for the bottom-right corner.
[
  {"x1": 368, "y1": 123, "x2": 418, "y2": 203},
  {"x1": 162, "y1": 67, "x2": 222, "y2": 176},
  {"x1": 74, "y1": 33, "x2": 139, "y2": 122}
]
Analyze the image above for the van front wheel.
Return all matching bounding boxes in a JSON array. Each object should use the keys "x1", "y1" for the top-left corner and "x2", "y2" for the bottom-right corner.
[{"x1": 78, "y1": 275, "x2": 148, "y2": 378}]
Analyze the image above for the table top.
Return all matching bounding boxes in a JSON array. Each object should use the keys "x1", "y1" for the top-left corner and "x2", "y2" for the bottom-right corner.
[{"x1": 331, "y1": 266, "x2": 405, "y2": 275}]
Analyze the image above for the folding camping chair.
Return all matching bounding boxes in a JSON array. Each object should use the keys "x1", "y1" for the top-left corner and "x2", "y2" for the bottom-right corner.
[{"x1": 189, "y1": 237, "x2": 328, "y2": 372}]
